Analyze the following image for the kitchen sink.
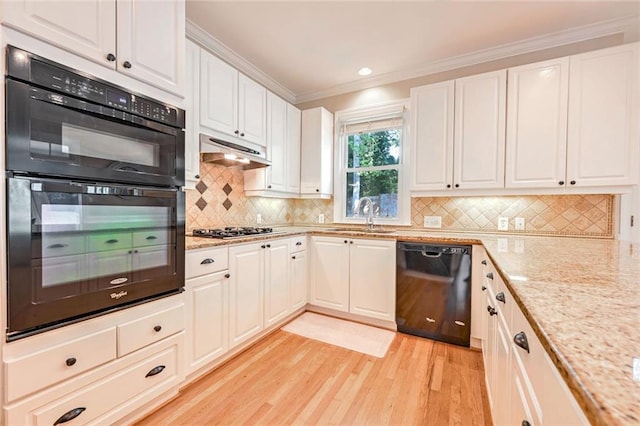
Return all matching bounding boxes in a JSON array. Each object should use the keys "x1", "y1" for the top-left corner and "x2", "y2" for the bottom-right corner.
[{"x1": 326, "y1": 227, "x2": 396, "y2": 234}]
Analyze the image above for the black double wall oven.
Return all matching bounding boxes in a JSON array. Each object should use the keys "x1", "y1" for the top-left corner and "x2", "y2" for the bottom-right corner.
[{"x1": 5, "y1": 46, "x2": 186, "y2": 340}]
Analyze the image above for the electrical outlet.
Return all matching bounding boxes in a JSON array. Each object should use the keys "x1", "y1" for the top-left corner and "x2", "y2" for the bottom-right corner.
[
  {"x1": 515, "y1": 217, "x2": 525, "y2": 230},
  {"x1": 498, "y1": 217, "x2": 509, "y2": 231},
  {"x1": 256, "y1": 213, "x2": 262, "y2": 224},
  {"x1": 423, "y1": 216, "x2": 442, "y2": 228},
  {"x1": 318, "y1": 214, "x2": 325, "y2": 224}
]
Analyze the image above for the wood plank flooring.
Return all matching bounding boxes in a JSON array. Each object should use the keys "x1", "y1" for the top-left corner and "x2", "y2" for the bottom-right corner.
[{"x1": 136, "y1": 328, "x2": 492, "y2": 425}]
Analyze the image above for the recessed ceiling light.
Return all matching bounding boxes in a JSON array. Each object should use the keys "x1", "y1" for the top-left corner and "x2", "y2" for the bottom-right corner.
[{"x1": 358, "y1": 67, "x2": 373, "y2": 76}]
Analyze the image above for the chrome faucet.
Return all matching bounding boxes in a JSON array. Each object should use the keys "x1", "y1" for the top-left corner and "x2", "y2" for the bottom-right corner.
[{"x1": 357, "y1": 197, "x2": 376, "y2": 230}]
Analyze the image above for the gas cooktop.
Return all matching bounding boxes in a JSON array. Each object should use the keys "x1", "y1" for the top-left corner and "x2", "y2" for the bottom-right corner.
[{"x1": 192, "y1": 227, "x2": 279, "y2": 239}]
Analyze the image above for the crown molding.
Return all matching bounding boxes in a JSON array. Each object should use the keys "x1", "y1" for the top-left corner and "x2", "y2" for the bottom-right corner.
[
  {"x1": 186, "y1": 19, "x2": 296, "y2": 104},
  {"x1": 294, "y1": 14, "x2": 640, "y2": 104}
]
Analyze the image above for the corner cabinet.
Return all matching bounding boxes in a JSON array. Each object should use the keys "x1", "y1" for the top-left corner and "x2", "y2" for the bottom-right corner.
[
  {"x1": 244, "y1": 93, "x2": 302, "y2": 197},
  {"x1": 310, "y1": 236, "x2": 395, "y2": 322},
  {"x1": 199, "y1": 49, "x2": 267, "y2": 148},
  {"x1": 410, "y1": 70, "x2": 506, "y2": 192},
  {"x1": 566, "y1": 42, "x2": 639, "y2": 187},
  {"x1": 300, "y1": 107, "x2": 334, "y2": 198},
  {"x1": 2, "y1": 0, "x2": 185, "y2": 96}
]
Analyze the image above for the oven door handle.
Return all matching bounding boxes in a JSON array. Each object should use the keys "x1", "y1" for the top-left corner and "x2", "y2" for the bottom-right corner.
[{"x1": 421, "y1": 251, "x2": 442, "y2": 258}]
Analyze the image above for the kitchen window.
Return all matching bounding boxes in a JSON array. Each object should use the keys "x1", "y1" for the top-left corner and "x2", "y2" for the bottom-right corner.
[{"x1": 334, "y1": 101, "x2": 410, "y2": 225}]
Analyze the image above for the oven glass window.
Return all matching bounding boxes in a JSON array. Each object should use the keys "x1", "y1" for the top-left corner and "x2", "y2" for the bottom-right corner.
[{"x1": 32, "y1": 189, "x2": 175, "y2": 302}]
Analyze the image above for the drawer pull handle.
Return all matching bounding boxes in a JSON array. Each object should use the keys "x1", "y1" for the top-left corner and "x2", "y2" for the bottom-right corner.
[
  {"x1": 145, "y1": 365, "x2": 166, "y2": 378},
  {"x1": 296, "y1": 241, "x2": 302, "y2": 246},
  {"x1": 146, "y1": 236, "x2": 158, "y2": 240},
  {"x1": 54, "y1": 407, "x2": 86, "y2": 425},
  {"x1": 481, "y1": 260, "x2": 487, "y2": 265},
  {"x1": 153, "y1": 325, "x2": 162, "y2": 332},
  {"x1": 200, "y1": 258, "x2": 215, "y2": 265},
  {"x1": 514, "y1": 331, "x2": 530, "y2": 353},
  {"x1": 487, "y1": 305, "x2": 497, "y2": 316},
  {"x1": 261, "y1": 245, "x2": 266, "y2": 249},
  {"x1": 48, "y1": 243, "x2": 68, "y2": 249},
  {"x1": 105, "y1": 239, "x2": 119, "y2": 244},
  {"x1": 495, "y1": 292, "x2": 506, "y2": 303},
  {"x1": 481, "y1": 286, "x2": 487, "y2": 291},
  {"x1": 486, "y1": 272, "x2": 494, "y2": 280},
  {"x1": 292, "y1": 256, "x2": 296, "y2": 259},
  {"x1": 65, "y1": 357, "x2": 77, "y2": 367},
  {"x1": 266, "y1": 244, "x2": 271, "y2": 248}
]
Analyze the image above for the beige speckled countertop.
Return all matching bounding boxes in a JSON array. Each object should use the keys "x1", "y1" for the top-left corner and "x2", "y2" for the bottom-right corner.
[{"x1": 186, "y1": 226, "x2": 639, "y2": 425}]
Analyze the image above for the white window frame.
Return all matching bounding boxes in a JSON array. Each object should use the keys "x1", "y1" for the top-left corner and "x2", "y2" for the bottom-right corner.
[{"x1": 333, "y1": 99, "x2": 411, "y2": 226}]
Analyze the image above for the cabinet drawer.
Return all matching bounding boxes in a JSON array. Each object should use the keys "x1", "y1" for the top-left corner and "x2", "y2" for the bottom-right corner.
[
  {"x1": 31, "y1": 342, "x2": 179, "y2": 426},
  {"x1": 289, "y1": 236, "x2": 307, "y2": 253},
  {"x1": 133, "y1": 229, "x2": 170, "y2": 247},
  {"x1": 186, "y1": 247, "x2": 229, "y2": 279},
  {"x1": 87, "y1": 232, "x2": 132, "y2": 252},
  {"x1": 117, "y1": 304, "x2": 185, "y2": 356},
  {"x1": 40, "y1": 235, "x2": 86, "y2": 258},
  {"x1": 5, "y1": 328, "x2": 117, "y2": 403}
]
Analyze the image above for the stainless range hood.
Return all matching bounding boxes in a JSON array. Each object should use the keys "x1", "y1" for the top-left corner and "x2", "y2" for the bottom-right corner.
[{"x1": 200, "y1": 134, "x2": 271, "y2": 170}]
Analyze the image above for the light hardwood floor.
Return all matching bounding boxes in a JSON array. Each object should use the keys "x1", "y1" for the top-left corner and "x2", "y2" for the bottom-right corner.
[{"x1": 137, "y1": 329, "x2": 492, "y2": 425}]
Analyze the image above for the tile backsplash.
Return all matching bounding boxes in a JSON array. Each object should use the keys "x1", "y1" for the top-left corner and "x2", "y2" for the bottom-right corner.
[{"x1": 186, "y1": 163, "x2": 614, "y2": 238}]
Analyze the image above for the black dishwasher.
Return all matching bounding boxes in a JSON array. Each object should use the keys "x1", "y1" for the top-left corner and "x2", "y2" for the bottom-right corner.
[{"x1": 396, "y1": 242, "x2": 472, "y2": 347}]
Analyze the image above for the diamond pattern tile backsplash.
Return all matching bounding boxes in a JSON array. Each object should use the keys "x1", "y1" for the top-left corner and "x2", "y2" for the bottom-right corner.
[{"x1": 185, "y1": 163, "x2": 614, "y2": 238}]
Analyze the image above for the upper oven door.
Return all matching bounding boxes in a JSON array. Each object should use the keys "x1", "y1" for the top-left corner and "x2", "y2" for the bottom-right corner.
[
  {"x1": 6, "y1": 176, "x2": 185, "y2": 339},
  {"x1": 6, "y1": 79, "x2": 185, "y2": 187}
]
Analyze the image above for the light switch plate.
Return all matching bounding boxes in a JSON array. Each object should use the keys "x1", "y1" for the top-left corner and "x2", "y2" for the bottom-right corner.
[
  {"x1": 256, "y1": 213, "x2": 262, "y2": 224},
  {"x1": 515, "y1": 217, "x2": 525, "y2": 230},
  {"x1": 498, "y1": 217, "x2": 509, "y2": 231},
  {"x1": 423, "y1": 216, "x2": 442, "y2": 228},
  {"x1": 318, "y1": 214, "x2": 325, "y2": 224}
]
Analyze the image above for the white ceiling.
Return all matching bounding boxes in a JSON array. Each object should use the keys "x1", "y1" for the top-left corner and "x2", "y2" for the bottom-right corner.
[{"x1": 186, "y1": 1, "x2": 640, "y2": 103}]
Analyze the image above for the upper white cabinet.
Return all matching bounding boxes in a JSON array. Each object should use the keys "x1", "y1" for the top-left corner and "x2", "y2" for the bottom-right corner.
[
  {"x1": 200, "y1": 50, "x2": 266, "y2": 147},
  {"x1": 244, "y1": 93, "x2": 302, "y2": 197},
  {"x1": 410, "y1": 81, "x2": 455, "y2": 191},
  {"x1": 454, "y1": 70, "x2": 507, "y2": 189},
  {"x1": 410, "y1": 70, "x2": 506, "y2": 192},
  {"x1": 567, "y1": 43, "x2": 639, "y2": 187},
  {"x1": 2, "y1": 0, "x2": 185, "y2": 96},
  {"x1": 184, "y1": 39, "x2": 200, "y2": 189},
  {"x1": 300, "y1": 107, "x2": 334, "y2": 198},
  {"x1": 505, "y1": 58, "x2": 569, "y2": 188}
]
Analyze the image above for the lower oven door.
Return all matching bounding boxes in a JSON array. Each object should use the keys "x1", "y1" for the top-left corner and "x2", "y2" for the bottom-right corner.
[{"x1": 7, "y1": 176, "x2": 185, "y2": 340}]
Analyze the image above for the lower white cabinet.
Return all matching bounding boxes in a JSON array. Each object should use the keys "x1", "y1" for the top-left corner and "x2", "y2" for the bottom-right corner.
[
  {"x1": 264, "y1": 239, "x2": 291, "y2": 327},
  {"x1": 3, "y1": 296, "x2": 185, "y2": 425},
  {"x1": 310, "y1": 236, "x2": 396, "y2": 322},
  {"x1": 290, "y1": 250, "x2": 308, "y2": 311},
  {"x1": 480, "y1": 256, "x2": 588, "y2": 425}
]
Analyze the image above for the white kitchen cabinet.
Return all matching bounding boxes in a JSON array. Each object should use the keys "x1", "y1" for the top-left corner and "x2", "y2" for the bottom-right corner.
[
  {"x1": 183, "y1": 39, "x2": 201, "y2": 189},
  {"x1": 2, "y1": 0, "x2": 185, "y2": 95},
  {"x1": 228, "y1": 242, "x2": 264, "y2": 349},
  {"x1": 310, "y1": 236, "x2": 350, "y2": 311},
  {"x1": 300, "y1": 107, "x2": 334, "y2": 198},
  {"x1": 454, "y1": 70, "x2": 507, "y2": 189},
  {"x1": 290, "y1": 249, "x2": 308, "y2": 311},
  {"x1": 409, "y1": 81, "x2": 455, "y2": 191},
  {"x1": 264, "y1": 239, "x2": 291, "y2": 327},
  {"x1": 506, "y1": 58, "x2": 570, "y2": 189},
  {"x1": 567, "y1": 42, "x2": 639, "y2": 187},
  {"x1": 410, "y1": 70, "x2": 506, "y2": 192},
  {"x1": 310, "y1": 236, "x2": 395, "y2": 322},
  {"x1": 244, "y1": 94, "x2": 301, "y2": 197},
  {"x1": 200, "y1": 50, "x2": 266, "y2": 147}
]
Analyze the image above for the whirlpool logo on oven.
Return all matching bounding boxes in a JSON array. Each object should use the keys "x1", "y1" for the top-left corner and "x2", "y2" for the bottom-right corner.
[{"x1": 110, "y1": 290, "x2": 128, "y2": 300}]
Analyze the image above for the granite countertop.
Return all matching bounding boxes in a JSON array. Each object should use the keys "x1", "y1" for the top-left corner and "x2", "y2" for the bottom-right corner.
[{"x1": 186, "y1": 226, "x2": 639, "y2": 425}]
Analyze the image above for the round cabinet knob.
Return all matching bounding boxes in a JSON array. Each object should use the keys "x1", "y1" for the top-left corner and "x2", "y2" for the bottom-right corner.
[
  {"x1": 486, "y1": 272, "x2": 494, "y2": 280},
  {"x1": 123, "y1": 61, "x2": 132, "y2": 69},
  {"x1": 268, "y1": 185, "x2": 272, "y2": 189},
  {"x1": 481, "y1": 286, "x2": 487, "y2": 291},
  {"x1": 455, "y1": 184, "x2": 460, "y2": 188},
  {"x1": 225, "y1": 273, "x2": 230, "y2": 279},
  {"x1": 261, "y1": 245, "x2": 266, "y2": 249},
  {"x1": 570, "y1": 180, "x2": 576, "y2": 185},
  {"x1": 153, "y1": 325, "x2": 162, "y2": 332},
  {"x1": 558, "y1": 180, "x2": 565, "y2": 185},
  {"x1": 446, "y1": 184, "x2": 451, "y2": 188},
  {"x1": 522, "y1": 421, "x2": 532, "y2": 426},
  {"x1": 481, "y1": 260, "x2": 487, "y2": 265},
  {"x1": 349, "y1": 241, "x2": 353, "y2": 244},
  {"x1": 106, "y1": 53, "x2": 116, "y2": 62},
  {"x1": 234, "y1": 130, "x2": 240, "y2": 135},
  {"x1": 240, "y1": 132, "x2": 245, "y2": 137},
  {"x1": 266, "y1": 244, "x2": 271, "y2": 248},
  {"x1": 292, "y1": 255, "x2": 296, "y2": 259},
  {"x1": 195, "y1": 174, "x2": 200, "y2": 179},
  {"x1": 344, "y1": 240, "x2": 348, "y2": 244},
  {"x1": 316, "y1": 189, "x2": 320, "y2": 192},
  {"x1": 65, "y1": 357, "x2": 77, "y2": 367},
  {"x1": 495, "y1": 292, "x2": 506, "y2": 303},
  {"x1": 513, "y1": 331, "x2": 530, "y2": 353}
]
